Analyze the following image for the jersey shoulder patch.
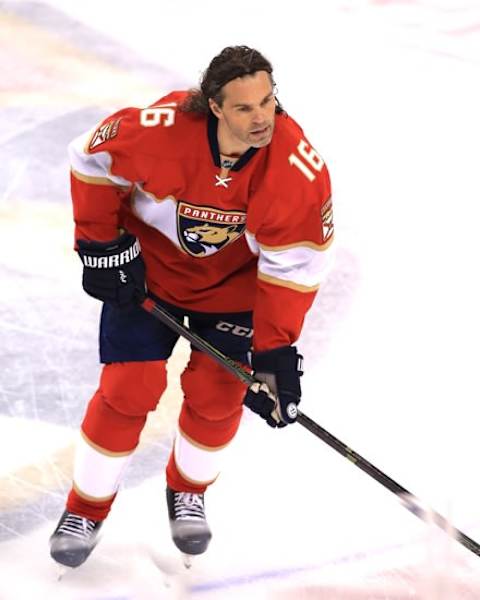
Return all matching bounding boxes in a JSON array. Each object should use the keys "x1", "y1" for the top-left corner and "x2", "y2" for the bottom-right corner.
[{"x1": 88, "y1": 118, "x2": 122, "y2": 150}]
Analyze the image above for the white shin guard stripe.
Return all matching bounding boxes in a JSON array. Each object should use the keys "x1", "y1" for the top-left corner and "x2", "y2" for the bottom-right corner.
[
  {"x1": 73, "y1": 434, "x2": 133, "y2": 499},
  {"x1": 174, "y1": 430, "x2": 227, "y2": 485}
]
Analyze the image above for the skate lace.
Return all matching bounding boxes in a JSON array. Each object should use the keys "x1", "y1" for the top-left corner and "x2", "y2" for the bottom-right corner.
[
  {"x1": 173, "y1": 492, "x2": 205, "y2": 521},
  {"x1": 57, "y1": 514, "x2": 97, "y2": 540}
]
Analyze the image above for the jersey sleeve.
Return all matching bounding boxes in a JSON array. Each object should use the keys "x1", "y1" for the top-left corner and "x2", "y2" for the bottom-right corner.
[
  {"x1": 69, "y1": 105, "x2": 146, "y2": 243},
  {"x1": 246, "y1": 147, "x2": 334, "y2": 352}
]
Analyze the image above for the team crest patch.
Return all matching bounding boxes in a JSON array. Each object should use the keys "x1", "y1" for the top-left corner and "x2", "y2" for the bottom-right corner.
[
  {"x1": 89, "y1": 118, "x2": 121, "y2": 150},
  {"x1": 321, "y1": 197, "x2": 334, "y2": 242},
  {"x1": 177, "y1": 201, "x2": 246, "y2": 257}
]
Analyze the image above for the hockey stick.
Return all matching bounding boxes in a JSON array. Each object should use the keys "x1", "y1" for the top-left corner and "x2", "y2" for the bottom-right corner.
[{"x1": 141, "y1": 296, "x2": 480, "y2": 558}]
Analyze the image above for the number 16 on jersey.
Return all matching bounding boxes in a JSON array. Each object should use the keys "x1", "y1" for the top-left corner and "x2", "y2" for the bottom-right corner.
[{"x1": 289, "y1": 140, "x2": 324, "y2": 182}]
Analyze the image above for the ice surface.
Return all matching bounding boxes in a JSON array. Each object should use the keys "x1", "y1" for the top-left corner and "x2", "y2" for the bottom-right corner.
[{"x1": 1, "y1": 0, "x2": 480, "y2": 598}]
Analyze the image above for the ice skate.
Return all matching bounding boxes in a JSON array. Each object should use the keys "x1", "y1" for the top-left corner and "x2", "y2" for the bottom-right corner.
[
  {"x1": 166, "y1": 486, "x2": 212, "y2": 566},
  {"x1": 50, "y1": 510, "x2": 103, "y2": 568}
]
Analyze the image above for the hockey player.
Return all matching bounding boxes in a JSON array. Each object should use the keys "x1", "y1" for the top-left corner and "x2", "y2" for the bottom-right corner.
[{"x1": 50, "y1": 45, "x2": 334, "y2": 568}]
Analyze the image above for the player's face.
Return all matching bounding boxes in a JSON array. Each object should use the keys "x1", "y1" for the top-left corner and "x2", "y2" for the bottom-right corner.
[{"x1": 210, "y1": 71, "x2": 276, "y2": 153}]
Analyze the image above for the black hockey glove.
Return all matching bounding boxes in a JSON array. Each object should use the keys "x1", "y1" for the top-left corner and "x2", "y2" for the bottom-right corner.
[
  {"x1": 244, "y1": 346, "x2": 303, "y2": 428},
  {"x1": 77, "y1": 232, "x2": 146, "y2": 308}
]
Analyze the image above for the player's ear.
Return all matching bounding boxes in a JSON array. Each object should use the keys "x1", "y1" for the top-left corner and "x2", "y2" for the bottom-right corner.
[{"x1": 208, "y1": 98, "x2": 222, "y2": 119}]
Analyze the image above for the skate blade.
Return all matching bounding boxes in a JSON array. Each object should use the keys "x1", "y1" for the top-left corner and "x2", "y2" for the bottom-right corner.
[
  {"x1": 56, "y1": 565, "x2": 70, "y2": 581},
  {"x1": 182, "y1": 553, "x2": 194, "y2": 569}
]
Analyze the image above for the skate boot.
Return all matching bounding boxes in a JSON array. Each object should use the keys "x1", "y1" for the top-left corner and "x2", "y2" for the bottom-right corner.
[
  {"x1": 49, "y1": 510, "x2": 103, "y2": 568},
  {"x1": 166, "y1": 486, "x2": 212, "y2": 565}
]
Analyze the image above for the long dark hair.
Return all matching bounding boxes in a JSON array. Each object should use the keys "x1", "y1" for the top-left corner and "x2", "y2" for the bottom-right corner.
[{"x1": 180, "y1": 46, "x2": 284, "y2": 115}]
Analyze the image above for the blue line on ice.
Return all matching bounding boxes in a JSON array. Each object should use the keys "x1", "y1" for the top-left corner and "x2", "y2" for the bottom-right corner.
[
  {"x1": 190, "y1": 539, "x2": 406, "y2": 593},
  {"x1": 190, "y1": 519, "x2": 480, "y2": 594}
]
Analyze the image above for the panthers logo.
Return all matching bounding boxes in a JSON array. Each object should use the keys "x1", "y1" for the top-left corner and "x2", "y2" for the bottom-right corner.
[{"x1": 177, "y1": 201, "x2": 246, "y2": 257}]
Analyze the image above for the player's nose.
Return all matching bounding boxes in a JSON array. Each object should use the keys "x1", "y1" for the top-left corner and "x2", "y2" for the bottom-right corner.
[
  {"x1": 252, "y1": 114, "x2": 266, "y2": 129},
  {"x1": 251, "y1": 107, "x2": 267, "y2": 125}
]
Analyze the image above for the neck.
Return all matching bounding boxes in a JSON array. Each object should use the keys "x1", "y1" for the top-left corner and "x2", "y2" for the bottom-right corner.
[{"x1": 216, "y1": 120, "x2": 249, "y2": 157}]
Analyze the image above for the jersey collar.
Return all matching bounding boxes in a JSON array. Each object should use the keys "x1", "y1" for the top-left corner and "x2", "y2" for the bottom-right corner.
[{"x1": 207, "y1": 112, "x2": 259, "y2": 172}]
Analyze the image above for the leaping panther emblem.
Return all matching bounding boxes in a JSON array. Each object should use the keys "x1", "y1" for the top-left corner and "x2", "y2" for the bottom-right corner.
[{"x1": 177, "y1": 201, "x2": 246, "y2": 257}]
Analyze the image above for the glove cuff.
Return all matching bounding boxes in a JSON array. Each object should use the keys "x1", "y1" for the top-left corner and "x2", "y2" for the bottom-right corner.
[
  {"x1": 77, "y1": 233, "x2": 141, "y2": 268},
  {"x1": 251, "y1": 346, "x2": 303, "y2": 375}
]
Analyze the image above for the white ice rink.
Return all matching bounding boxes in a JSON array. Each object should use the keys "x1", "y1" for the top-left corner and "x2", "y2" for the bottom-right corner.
[{"x1": 1, "y1": 0, "x2": 480, "y2": 598}]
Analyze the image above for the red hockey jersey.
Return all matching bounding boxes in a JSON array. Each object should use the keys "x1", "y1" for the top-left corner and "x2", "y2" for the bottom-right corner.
[{"x1": 69, "y1": 91, "x2": 334, "y2": 351}]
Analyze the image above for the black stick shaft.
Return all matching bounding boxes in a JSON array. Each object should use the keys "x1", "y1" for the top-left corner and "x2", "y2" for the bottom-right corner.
[{"x1": 141, "y1": 297, "x2": 480, "y2": 558}]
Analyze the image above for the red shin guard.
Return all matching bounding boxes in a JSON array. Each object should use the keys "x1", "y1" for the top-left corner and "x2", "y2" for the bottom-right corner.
[
  {"x1": 179, "y1": 351, "x2": 246, "y2": 447},
  {"x1": 82, "y1": 360, "x2": 167, "y2": 452},
  {"x1": 166, "y1": 351, "x2": 246, "y2": 492},
  {"x1": 69, "y1": 360, "x2": 167, "y2": 519}
]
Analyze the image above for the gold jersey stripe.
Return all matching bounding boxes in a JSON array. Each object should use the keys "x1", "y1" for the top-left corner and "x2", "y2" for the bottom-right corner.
[
  {"x1": 259, "y1": 234, "x2": 334, "y2": 253},
  {"x1": 134, "y1": 185, "x2": 176, "y2": 204},
  {"x1": 72, "y1": 481, "x2": 116, "y2": 503},
  {"x1": 258, "y1": 271, "x2": 320, "y2": 293},
  {"x1": 178, "y1": 426, "x2": 231, "y2": 452},
  {"x1": 81, "y1": 430, "x2": 135, "y2": 457},
  {"x1": 175, "y1": 459, "x2": 218, "y2": 487},
  {"x1": 71, "y1": 168, "x2": 125, "y2": 187}
]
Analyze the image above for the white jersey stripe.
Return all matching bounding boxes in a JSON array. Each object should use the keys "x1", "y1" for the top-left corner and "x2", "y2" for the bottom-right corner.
[
  {"x1": 68, "y1": 131, "x2": 132, "y2": 187},
  {"x1": 245, "y1": 230, "x2": 259, "y2": 255},
  {"x1": 257, "y1": 242, "x2": 334, "y2": 289},
  {"x1": 131, "y1": 185, "x2": 181, "y2": 249}
]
